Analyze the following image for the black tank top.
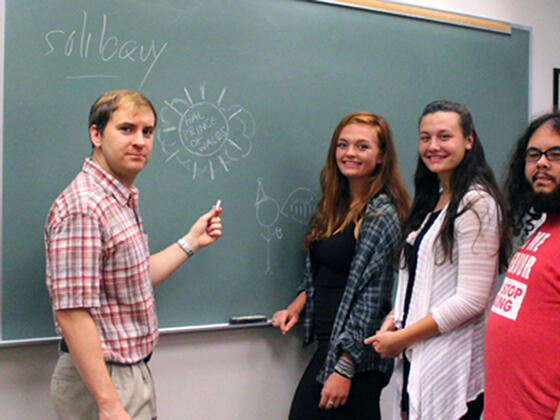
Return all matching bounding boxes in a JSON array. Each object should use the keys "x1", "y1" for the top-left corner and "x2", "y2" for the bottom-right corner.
[{"x1": 310, "y1": 221, "x2": 356, "y2": 342}]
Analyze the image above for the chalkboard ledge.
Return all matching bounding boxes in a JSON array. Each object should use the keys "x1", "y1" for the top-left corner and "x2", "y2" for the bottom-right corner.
[{"x1": 0, "y1": 321, "x2": 273, "y2": 348}]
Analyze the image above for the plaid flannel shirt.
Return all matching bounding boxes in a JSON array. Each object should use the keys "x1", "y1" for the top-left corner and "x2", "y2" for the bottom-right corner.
[
  {"x1": 299, "y1": 193, "x2": 400, "y2": 383},
  {"x1": 45, "y1": 159, "x2": 158, "y2": 364}
]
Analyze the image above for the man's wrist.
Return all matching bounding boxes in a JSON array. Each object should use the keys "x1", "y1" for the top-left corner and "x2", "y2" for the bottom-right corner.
[
  {"x1": 183, "y1": 233, "x2": 201, "y2": 253},
  {"x1": 96, "y1": 393, "x2": 127, "y2": 418},
  {"x1": 177, "y1": 237, "x2": 195, "y2": 256}
]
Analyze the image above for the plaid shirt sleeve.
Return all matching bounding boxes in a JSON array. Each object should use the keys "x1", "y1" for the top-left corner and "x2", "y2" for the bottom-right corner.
[
  {"x1": 331, "y1": 199, "x2": 401, "y2": 371},
  {"x1": 46, "y1": 212, "x2": 102, "y2": 311},
  {"x1": 298, "y1": 253, "x2": 314, "y2": 346}
]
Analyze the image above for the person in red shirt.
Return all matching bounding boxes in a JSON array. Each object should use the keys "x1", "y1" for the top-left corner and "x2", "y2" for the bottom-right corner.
[
  {"x1": 45, "y1": 90, "x2": 223, "y2": 420},
  {"x1": 485, "y1": 111, "x2": 560, "y2": 419}
]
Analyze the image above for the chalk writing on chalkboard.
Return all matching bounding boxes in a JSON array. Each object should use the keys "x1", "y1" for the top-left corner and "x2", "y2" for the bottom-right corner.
[
  {"x1": 43, "y1": 11, "x2": 168, "y2": 89},
  {"x1": 157, "y1": 83, "x2": 256, "y2": 181}
]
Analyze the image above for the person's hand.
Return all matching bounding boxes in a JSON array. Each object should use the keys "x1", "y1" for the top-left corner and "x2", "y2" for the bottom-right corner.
[
  {"x1": 318, "y1": 372, "x2": 351, "y2": 410},
  {"x1": 271, "y1": 308, "x2": 299, "y2": 335},
  {"x1": 364, "y1": 330, "x2": 405, "y2": 357},
  {"x1": 185, "y1": 206, "x2": 223, "y2": 250},
  {"x1": 377, "y1": 312, "x2": 396, "y2": 334},
  {"x1": 98, "y1": 400, "x2": 131, "y2": 420},
  {"x1": 272, "y1": 292, "x2": 305, "y2": 334}
]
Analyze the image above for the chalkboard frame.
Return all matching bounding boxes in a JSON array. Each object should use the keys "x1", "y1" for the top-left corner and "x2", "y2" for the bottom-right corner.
[{"x1": 0, "y1": 0, "x2": 530, "y2": 345}]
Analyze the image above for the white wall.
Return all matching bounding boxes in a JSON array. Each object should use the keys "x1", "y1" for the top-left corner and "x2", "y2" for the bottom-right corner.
[
  {"x1": 1, "y1": 1, "x2": 560, "y2": 419},
  {"x1": 0, "y1": 326, "x2": 315, "y2": 420}
]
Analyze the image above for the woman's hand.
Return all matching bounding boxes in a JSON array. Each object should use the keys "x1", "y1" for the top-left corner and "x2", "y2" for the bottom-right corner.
[
  {"x1": 271, "y1": 292, "x2": 305, "y2": 335},
  {"x1": 364, "y1": 330, "x2": 406, "y2": 358},
  {"x1": 318, "y1": 372, "x2": 351, "y2": 410},
  {"x1": 377, "y1": 311, "x2": 396, "y2": 334},
  {"x1": 271, "y1": 308, "x2": 299, "y2": 335},
  {"x1": 366, "y1": 313, "x2": 440, "y2": 357}
]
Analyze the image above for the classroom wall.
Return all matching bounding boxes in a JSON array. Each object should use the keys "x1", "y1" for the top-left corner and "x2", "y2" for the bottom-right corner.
[{"x1": 1, "y1": 1, "x2": 559, "y2": 419}]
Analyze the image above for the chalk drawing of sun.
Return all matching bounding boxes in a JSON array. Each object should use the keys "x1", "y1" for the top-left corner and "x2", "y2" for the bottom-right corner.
[{"x1": 157, "y1": 83, "x2": 256, "y2": 180}]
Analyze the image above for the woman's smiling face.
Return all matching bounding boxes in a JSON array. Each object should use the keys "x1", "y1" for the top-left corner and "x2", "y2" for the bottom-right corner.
[
  {"x1": 335, "y1": 123, "x2": 383, "y2": 182},
  {"x1": 418, "y1": 111, "x2": 473, "y2": 183}
]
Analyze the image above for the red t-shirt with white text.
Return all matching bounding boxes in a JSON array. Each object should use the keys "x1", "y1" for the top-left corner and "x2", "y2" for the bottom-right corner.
[{"x1": 485, "y1": 214, "x2": 560, "y2": 419}]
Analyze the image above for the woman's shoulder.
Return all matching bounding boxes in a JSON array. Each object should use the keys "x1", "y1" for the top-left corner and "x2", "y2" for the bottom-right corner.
[
  {"x1": 363, "y1": 193, "x2": 400, "y2": 233},
  {"x1": 366, "y1": 192, "x2": 397, "y2": 215},
  {"x1": 457, "y1": 185, "x2": 500, "y2": 219},
  {"x1": 460, "y1": 185, "x2": 497, "y2": 207},
  {"x1": 357, "y1": 199, "x2": 400, "y2": 250}
]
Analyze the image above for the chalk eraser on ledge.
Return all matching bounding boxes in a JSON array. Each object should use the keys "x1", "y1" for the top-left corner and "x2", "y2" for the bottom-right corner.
[{"x1": 229, "y1": 315, "x2": 268, "y2": 324}]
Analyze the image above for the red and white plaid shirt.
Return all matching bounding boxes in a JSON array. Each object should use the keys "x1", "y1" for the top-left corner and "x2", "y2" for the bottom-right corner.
[{"x1": 45, "y1": 158, "x2": 158, "y2": 363}]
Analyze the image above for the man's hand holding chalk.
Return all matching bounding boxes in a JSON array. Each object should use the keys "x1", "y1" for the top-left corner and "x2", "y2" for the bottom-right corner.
[{"x1": 179, "y1": 200, "x2": 223, "y2": 256}]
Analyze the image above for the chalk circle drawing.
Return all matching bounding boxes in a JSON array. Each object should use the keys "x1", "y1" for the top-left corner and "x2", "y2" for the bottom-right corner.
[
  {"x1": 280, "y1": 187, "x2": 317, "y2": 225},
  {"x1": 157, "y1": 83, "x2": 256, "y2": 181},
  {"x1": 255, "y1": 179, "x2": 317, "y2": 275}
]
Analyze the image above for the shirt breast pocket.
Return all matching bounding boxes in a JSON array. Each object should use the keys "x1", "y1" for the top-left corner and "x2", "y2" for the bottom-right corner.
[{"x1": 102, "y1": 231, "x2": 151, "y2": 305}]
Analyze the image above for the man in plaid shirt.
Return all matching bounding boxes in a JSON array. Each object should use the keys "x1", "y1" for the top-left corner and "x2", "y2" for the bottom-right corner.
[{"x1": 45, "y1": 90, "x2": 223, "y2": 420}]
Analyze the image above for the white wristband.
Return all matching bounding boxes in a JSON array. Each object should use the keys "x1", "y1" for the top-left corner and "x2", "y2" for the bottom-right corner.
[{"x1": 177, "y1": 238, "x2": 194, "y2": 257}]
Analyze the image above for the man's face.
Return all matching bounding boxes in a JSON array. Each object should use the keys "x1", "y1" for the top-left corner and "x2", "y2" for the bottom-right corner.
[
  {"x1": 90, "y1": 104, "x2": 155, "y2": 187},
  {"x1": 525, "y1": 123, "x2": 560, "y2": 195}
]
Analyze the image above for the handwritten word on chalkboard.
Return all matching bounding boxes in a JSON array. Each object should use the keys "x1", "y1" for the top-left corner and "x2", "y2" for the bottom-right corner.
[{"x1": 44, "y1": 11, "x2": 168, "y2": 88}]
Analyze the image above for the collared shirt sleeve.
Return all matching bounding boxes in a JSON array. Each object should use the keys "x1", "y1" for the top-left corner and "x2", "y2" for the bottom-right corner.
[
  {"x1": 46, "y1": 212, "x2": 102, "y2": 310},
  {"x1": 333, "y1": 206, "x2": 401, "y2": 366}
]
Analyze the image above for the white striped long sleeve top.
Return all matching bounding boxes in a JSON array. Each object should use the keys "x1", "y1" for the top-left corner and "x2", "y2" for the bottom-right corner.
[{"x1": 393, "y1": 188, "x2": 501, "y2": 420}]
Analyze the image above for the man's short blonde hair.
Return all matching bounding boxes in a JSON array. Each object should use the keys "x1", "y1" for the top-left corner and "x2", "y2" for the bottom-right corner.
[{"x1": 88, "y1": 90, "x2": 157, "y2": 135}]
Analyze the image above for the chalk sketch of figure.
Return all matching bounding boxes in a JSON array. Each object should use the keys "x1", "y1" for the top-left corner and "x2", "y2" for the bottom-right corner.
[{"x1": 255, "y1": 178, "x2": 283, "y2": 275}]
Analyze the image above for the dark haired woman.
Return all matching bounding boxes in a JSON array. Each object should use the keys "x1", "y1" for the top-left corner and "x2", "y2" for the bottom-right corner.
[
  {"x1": 365, "y1": 101, "x2": 511, "y2": 419},
  {"x1": 272, "y1": 112, "x2": 409, "y2": 419}
]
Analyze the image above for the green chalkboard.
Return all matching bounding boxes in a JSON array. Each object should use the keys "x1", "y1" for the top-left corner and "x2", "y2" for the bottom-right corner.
[{"x1": 1, "y1": 0, "x2": 529, "y2": 341}]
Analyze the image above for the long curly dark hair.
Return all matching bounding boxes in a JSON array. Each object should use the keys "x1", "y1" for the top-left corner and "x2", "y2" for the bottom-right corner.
[
  {"x1": 504, "y1": 111, "x2": 560, "y2": 238},
  {"x1": 402, "y1": 100, "x2": 511, "y2": 272}
]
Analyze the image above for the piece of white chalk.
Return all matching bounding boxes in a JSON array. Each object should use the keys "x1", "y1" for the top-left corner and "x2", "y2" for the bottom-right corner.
[{"x1": 216, "y1": 200, "x2": 221, "y2": 209}]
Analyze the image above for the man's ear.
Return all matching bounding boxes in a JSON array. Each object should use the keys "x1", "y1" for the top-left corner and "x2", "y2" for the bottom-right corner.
[{"x1": 89, "y1": 124, "x2": 102, "y2": 148}]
